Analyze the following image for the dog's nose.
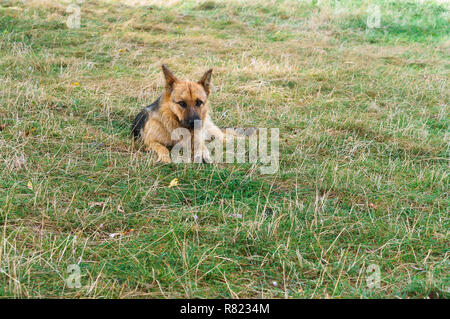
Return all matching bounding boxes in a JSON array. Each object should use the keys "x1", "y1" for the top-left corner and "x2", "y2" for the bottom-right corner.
[{"x1": 188, "y1": 116, "x2": 201, "y2": 128}]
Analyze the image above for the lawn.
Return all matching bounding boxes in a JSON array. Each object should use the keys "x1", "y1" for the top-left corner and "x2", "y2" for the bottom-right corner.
[{"x1": 0, "y1": 0, "x2": 448, "y2": 298}]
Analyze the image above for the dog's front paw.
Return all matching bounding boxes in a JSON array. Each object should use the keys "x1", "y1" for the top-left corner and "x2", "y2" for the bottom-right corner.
[
  {"x1": 202, "y1": 149, "x2": 213, "y2": 164},
  {"x1": 193, "y1": 153, "x2": 203, "y2": 164},
  {"x1": 157, "y1": 154, "x2": 172, "y2": 164},
  {"x1": 193, "y1": 151, "x2": 212, "y2": 164}
]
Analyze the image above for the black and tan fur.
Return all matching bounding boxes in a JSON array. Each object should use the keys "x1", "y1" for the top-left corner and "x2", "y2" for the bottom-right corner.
[{"x1": 132, "y1": 64, "x2": 227, "y2": 163}]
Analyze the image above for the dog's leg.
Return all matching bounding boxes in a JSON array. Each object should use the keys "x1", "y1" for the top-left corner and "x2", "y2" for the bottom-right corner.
[
  {"x1": 146, "y1": 141, "x2": 171, "y2": 163},
  {"x1": 203, "y1": 116, "x2": 226, "y2": 142},
  {"x1": 141, "y1": 119, "x2": 173, "y2": 163},
  {"x1": 203, "y1": 116, "x2": 252, "y2": 143},
  {"x1": 202, "y1": 143, "x2": 212, "y2": 163},
  {"x1": 193, "y1": 127, "x2": 212, "y2": 163}
]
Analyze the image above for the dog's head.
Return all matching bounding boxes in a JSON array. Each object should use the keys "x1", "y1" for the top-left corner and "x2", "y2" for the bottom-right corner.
[{"x1": 161, "y1": 64, "x2": 212, "y2": 129}]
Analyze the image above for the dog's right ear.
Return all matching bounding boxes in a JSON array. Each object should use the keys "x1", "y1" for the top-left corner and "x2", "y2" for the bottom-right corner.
[
  {"x1": 162, "y1": 64, "x2": 178, "y2": 90},
  {"x1": 198, "y1": 69, "x2": 213, "y2": 96}
]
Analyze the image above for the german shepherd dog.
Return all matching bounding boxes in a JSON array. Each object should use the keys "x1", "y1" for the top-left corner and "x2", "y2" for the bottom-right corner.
[{"x1": 132, "y1": 64, "x2": 228, "y2": 163}]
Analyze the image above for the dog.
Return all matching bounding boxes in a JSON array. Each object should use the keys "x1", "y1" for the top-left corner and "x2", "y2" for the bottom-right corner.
[{"x1": 132, "y1": 64, "x2": 229, "y2": 163}]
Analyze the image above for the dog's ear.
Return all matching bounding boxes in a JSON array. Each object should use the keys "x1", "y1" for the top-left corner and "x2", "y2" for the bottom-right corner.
[
  {"x1": 198, "y1": 69, "x2": 213, "y2": 95},
  {"x1": 162, "y1": 64, "x2": 178, "y2": 90}
]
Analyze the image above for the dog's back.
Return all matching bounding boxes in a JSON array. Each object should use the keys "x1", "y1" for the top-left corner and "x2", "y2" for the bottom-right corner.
[{"x1": 131, "y1": 97, "x2": 160, "y2": 140}]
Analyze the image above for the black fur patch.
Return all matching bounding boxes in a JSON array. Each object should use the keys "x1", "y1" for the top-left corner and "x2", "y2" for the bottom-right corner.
[
  {"x1": 131, "y1": 109, "x2": 148, "y2": 140},
  {"x1": 131, "y1": 97, "x2": 160, "y2": 140},
  {"x1": 145, "y1": 96, "x2": 161, "y2": 112}
]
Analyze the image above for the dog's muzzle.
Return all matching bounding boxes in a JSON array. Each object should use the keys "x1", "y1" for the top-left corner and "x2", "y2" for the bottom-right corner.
[{"x1": 183, "y1": 117, "x2": 202, "y2": 129}]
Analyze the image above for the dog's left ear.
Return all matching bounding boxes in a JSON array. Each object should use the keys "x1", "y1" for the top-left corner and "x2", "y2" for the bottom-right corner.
[{"x1": 198, "y1": 69, "x2": 213, "y2": 95}]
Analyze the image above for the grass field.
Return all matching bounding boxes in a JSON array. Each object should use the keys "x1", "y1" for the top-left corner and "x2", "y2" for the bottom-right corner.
[{"x1": 0, "y1": 0, "x2": 449, "y2": 298}]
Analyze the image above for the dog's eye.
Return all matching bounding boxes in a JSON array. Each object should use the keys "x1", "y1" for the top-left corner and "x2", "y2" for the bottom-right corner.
[
  {"x1": 195, "y1": 99, "x2": 203, "y2": 107},
  {"x1": 177, "y1": 101, "x2": 187, "y2": 108}
]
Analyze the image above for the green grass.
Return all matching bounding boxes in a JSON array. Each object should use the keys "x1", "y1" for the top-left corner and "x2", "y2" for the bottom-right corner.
[{"x1": 0, "y1": 0, "x2": 449, "y2": 298}]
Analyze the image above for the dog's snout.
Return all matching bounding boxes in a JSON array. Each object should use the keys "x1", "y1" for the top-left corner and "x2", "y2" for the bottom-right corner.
[{"x1": 187, "y1": 115, "x2": 201, "y2": 128}]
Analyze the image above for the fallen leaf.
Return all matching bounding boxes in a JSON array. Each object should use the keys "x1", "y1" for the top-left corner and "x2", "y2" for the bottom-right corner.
[
  {"x1": 122, "y1": 229, "x2": 134, "y2": 235},
  {"x1": 27, "y1": 181, "x2": 33, "y2": 191},
  {"x1": 168, "y1": 178, "x2": 179, "y2": 188}
]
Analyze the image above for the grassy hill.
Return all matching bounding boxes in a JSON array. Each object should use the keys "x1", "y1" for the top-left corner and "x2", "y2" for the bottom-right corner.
[{"x1": 0, "y1": 0, "x2": 448, "y2": 298}]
